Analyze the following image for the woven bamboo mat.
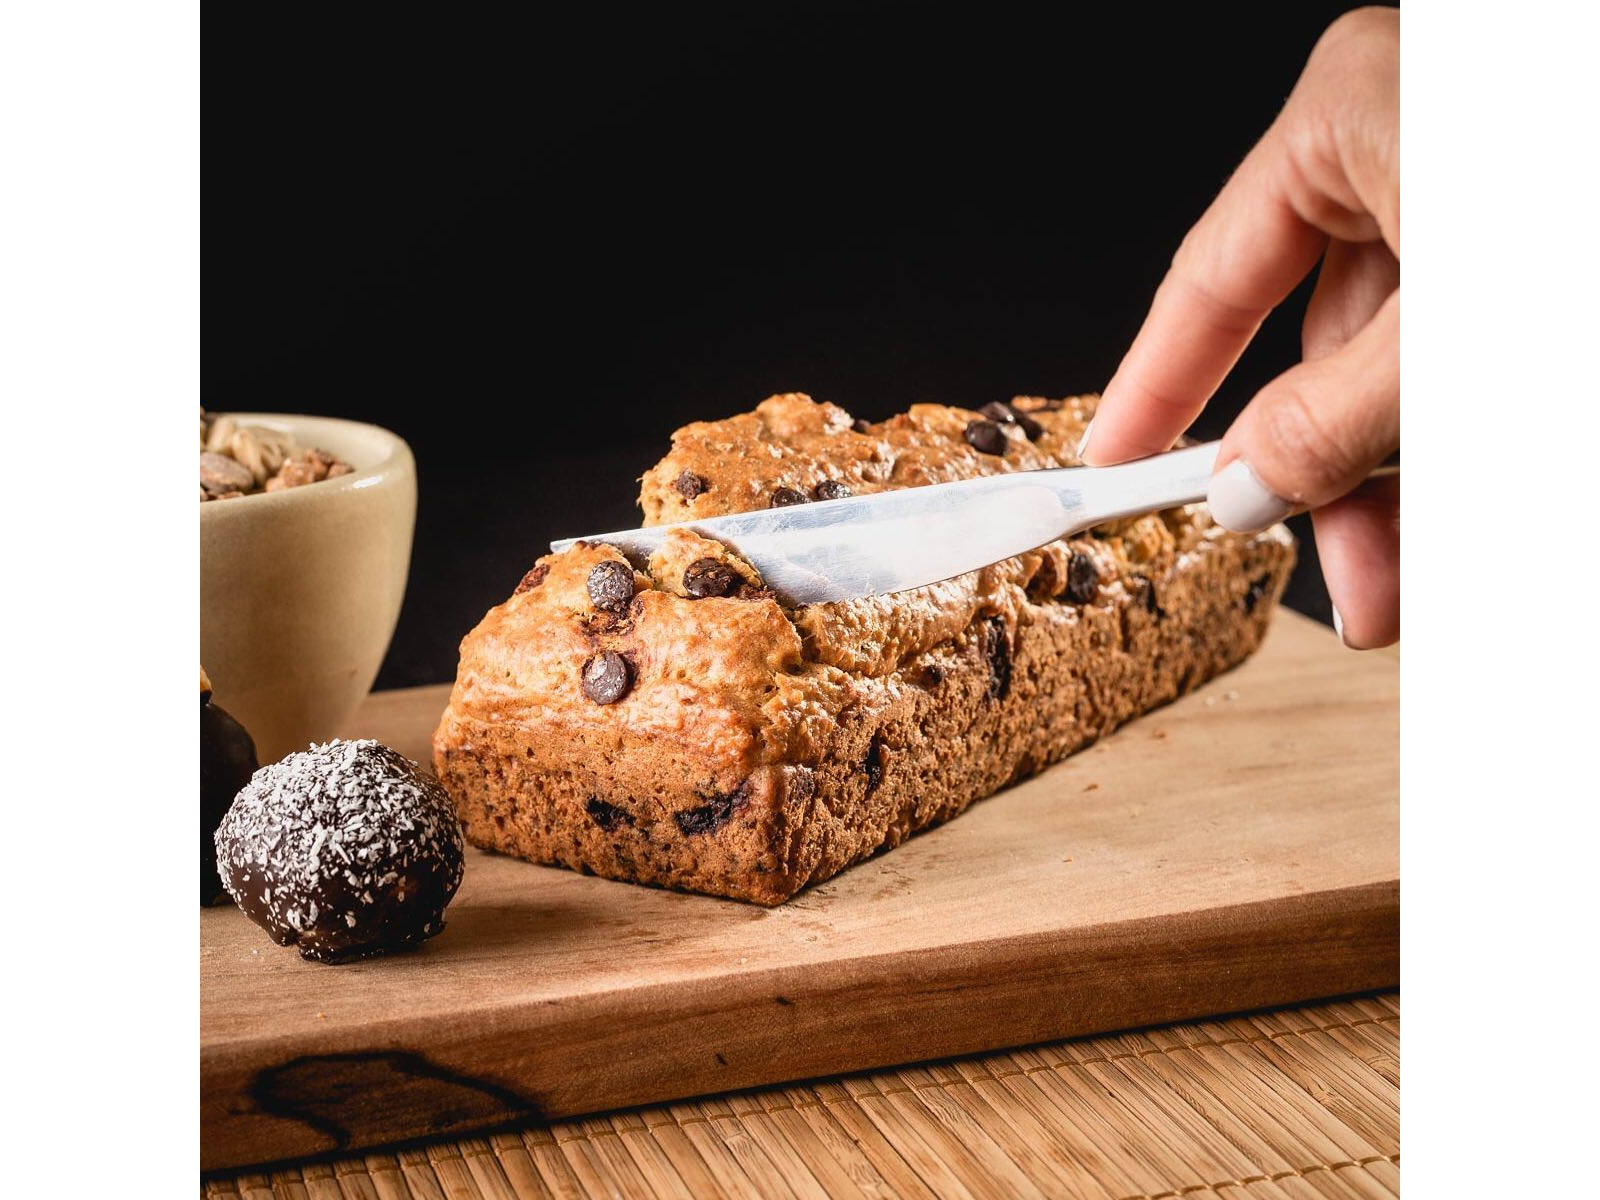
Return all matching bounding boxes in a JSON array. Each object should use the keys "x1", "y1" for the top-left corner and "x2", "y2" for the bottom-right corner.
[{"x1": 203, "y1": 992, "x2": 1397, "y2": 1199}]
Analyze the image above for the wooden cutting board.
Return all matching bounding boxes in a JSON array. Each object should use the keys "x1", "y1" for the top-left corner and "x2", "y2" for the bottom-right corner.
[{"x1": 200, "y1": 609, "x2": 1398, "y2": 1173}]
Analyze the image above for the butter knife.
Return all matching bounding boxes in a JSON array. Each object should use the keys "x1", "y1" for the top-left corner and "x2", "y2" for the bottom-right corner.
[{"x1": 551, "y1": 441, "x2": 1271, "y2": 606}]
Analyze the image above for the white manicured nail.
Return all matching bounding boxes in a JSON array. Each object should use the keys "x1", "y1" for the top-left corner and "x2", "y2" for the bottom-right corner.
[
  {"x1": 1207, "y1": 459, "x2": 1292, "y2": 533},
  {"x1": 1332, "y1": 606, "x2": 1347, "y2": 646},
  {"x1": 1075, "y1": 419, "x2": 1094, "y2": 460}
]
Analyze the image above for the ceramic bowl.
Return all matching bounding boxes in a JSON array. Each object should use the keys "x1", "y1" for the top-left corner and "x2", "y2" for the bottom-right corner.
[{"x1": 200, "y1": 414, "x2": 416, "y2": 762}]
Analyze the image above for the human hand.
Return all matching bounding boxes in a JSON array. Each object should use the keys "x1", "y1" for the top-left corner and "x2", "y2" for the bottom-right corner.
[{"x1": 1081, "y1": 7, "x2": 1399, "y2": 648}]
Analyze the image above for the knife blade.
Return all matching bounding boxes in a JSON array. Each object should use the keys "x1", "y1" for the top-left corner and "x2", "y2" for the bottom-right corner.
[{"x1": 550, "y1": 441, "x2": 1231, "y2": 606}]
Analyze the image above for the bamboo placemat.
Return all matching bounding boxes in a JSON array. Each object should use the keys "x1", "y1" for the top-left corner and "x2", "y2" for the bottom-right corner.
[{"x1": 203, "y1": 991, "x2": 1397, "y2": 1199}]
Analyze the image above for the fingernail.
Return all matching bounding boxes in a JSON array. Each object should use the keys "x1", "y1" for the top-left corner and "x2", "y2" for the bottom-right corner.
[
  {"x1": 1332, "y1": 606, "x2": 1348, "y2": 646},
  {"x1": 1207, "y1": 459, "x2": 1292, "y2": 533},
  {"x1": 1075, "y1": 419, "x2": 1094, "y2": 461}
]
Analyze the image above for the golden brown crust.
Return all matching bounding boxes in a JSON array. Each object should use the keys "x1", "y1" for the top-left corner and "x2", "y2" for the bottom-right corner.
[{"x1": 434, "y1": 393, "x2": 1295, "y2": 904}]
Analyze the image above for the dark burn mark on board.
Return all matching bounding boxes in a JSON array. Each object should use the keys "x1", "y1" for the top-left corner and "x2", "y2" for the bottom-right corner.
[{"x1": 249, "y1": 1051, "x2": 540, "y2": 1152}]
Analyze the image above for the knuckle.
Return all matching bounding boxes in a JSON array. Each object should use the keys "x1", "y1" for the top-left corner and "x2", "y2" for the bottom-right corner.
[
  {"x1": 1302, "y1": 9, "x2": 1400, "y2": 125},
  {"x1": 1294, "y1": 13, "x2": 1397, "y2": 133},
  {"x1": 1256, "y1": 384, "x2": 1358, "y2": 501},
  {"x1": 1317, "y1": 7, "x2": 1400, "y2": 61}
]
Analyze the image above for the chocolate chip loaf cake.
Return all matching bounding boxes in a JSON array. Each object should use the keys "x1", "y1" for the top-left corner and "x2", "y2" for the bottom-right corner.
[{"x1": 433, "y1": 393, "x2": 1295, "y2": 904}]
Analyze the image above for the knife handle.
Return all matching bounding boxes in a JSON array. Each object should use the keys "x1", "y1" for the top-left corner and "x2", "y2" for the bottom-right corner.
[{"x1": 1068, "y1": 441, "x2": 1399, "y2": 530}]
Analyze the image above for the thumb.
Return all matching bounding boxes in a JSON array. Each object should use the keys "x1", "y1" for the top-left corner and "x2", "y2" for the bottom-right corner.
[{"x1": 1207, "y1": 290, "x2": 1398, "y2": 532}]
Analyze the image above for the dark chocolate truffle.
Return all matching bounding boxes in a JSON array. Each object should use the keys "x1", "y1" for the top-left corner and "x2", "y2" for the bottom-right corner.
[
  {"x1": 201, "y1": 669, "x2": 257, "y2": 906},
  {"x1": 214, "y1": 739, "x2": 465, "y2": 963}
]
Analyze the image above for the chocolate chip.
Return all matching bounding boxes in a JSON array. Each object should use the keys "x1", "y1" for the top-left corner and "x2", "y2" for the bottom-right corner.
[
  {"x1": 514, "y1": 562, "x2": 549, "y2": 594},
  {"x1": 1136, "y1": 574, "x2": 1166, "y2": 621},
  {"x1": 675, "y1": 786, "x2": 742, "y2": 835},
  {"x1": 864, "y1": 736, "x2": 887, "y2": 794},
  {"x1": 964, "y1": 419, "x2": 1008, "y2": 456},
  {"x1": 675, "y1": 470, "x2": 708, "y2": 502},
  {"x1": 980, "y1": 401, "x2": 1042, "y2": 441},
  {"x1": 814, "y1": 479, "x2": 852, "y2": 501},
  {"x1": 581, "y1": 651, "x2": 632, "y2": 704},
  {"x1": 1010, "y1": 409, "x2": 1044, "y2": 441},
  {"x1": 984, "y1": 616, "x2": 1011, "y2": 700},
  {"x1": 1065, "y1": 551, "x2": 1100, "y2": 604},
  {"x1": 1243, "y1": 573, "x2": 1272, "y2": 614},
  {"x1": 585, "y1": 797, "x2": 634, "y2": 831},
  {"x1": 683, "y1": 557, "x2": 737, "y2": 599},
  {"x1": 586, "y1": 560, "x2": 636, "y2": 611},
  {"x1": 921, "y1": 662, "x2": 944, "y2": 687},
  {"x1": 852, "y1": 418, "x2": 872, "y2": 433},
  {"x1": 771, "y1": 486, "x2": 809, "y2": 507}
]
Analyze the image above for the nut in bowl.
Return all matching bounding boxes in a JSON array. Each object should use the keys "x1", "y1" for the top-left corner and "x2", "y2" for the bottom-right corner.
[{"x1": 200, "y1": 414, "x2": 416, "y2": 762}]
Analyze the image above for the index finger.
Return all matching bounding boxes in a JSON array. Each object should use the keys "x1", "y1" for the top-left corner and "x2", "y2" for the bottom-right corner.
[{"x1": 1081, "y1": 130, "x2": 1328, "y2": 465}]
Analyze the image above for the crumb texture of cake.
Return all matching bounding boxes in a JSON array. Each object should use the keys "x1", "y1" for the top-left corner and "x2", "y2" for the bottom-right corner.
[{"x1": 433, "y1": 393, "x2": 1295, "y2": 904}]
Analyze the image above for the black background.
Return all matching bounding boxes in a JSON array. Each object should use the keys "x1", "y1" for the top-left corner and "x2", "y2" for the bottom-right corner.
[{"x1": 206, "y1": 2, "x2": 1367, "y2": 688}]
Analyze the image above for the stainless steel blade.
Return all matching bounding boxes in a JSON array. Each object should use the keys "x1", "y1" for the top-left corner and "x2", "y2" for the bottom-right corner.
[{"x1": 551, "y1": 442, "x2": 1224, "y2": 605}]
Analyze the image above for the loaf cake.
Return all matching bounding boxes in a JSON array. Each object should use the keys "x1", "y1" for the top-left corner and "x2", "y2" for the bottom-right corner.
[{"x1": 433, "y1": 393, "x2": 1295, "y2": 904}]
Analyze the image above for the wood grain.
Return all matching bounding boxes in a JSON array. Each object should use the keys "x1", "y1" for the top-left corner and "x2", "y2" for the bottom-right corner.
[
  {"x1": 203, "y1": 994, "x2": 1400, "y2": 1199},
  {"x1": 201, "y1": 609, "x2": 1398, "y2": 1172}
]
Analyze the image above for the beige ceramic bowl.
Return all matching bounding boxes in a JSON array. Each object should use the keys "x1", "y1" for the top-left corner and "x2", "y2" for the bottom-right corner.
[{"x1": 200, "y1": 414, "x2": 416, "y2": 763}]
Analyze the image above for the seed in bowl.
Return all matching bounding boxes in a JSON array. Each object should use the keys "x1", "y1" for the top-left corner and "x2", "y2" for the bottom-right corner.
[{"x1": 200, "y1": 410, "x2": 355, "y2": 501}]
